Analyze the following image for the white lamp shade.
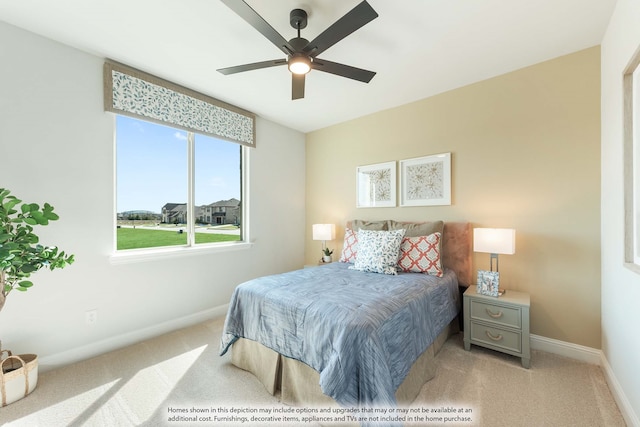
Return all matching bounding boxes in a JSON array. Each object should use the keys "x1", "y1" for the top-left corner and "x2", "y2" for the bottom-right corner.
[
  {"x1": 312, "y1": 224, "x2": 336, "y2": 241},
  {"x1": 474, "y1": 228, "x2": 516, "y2": 255}
]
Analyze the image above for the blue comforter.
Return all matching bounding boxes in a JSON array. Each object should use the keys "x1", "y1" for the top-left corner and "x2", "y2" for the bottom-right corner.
[{"x1": 220, "y1": 262, "x2": 459, "y2": 409}]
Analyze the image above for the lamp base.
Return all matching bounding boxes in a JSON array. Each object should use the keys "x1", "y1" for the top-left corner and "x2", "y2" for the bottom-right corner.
[{"x1": 490, "y1": 253, "x2": 499, "y2": 272}]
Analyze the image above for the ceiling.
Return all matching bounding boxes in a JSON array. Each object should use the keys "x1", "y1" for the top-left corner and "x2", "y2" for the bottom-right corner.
[{"x1": 0, "y1": 0, "x2": 617, "y2": 133}]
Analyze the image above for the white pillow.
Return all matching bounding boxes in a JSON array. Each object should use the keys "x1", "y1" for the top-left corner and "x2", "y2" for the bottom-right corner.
[{"x1": 349, "y1": 228, "x2": 406, "y2": 275}]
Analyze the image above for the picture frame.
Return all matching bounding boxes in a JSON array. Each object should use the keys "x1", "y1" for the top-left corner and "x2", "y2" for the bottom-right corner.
[
  {"x1": 399, "y1": 153, "x2": 451, "y2": 206},
  {"x1": 477, "y1": 270, "x2": 500, "y2": 297},
  {"x1": 356, "y1": 161, "x2": 396, "y2": 208}
]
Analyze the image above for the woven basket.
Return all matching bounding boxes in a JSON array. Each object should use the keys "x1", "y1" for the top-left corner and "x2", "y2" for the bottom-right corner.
[{"x1": 1, "y1": 351, "x2": 39, "y2": 407}]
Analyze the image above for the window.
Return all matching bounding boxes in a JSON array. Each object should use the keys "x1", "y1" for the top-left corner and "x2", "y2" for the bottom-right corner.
[
  {"x1": 116, "y1": 116, "x2": 243, "y2": 251},
  {"x1": 104, "y1": 60, "x2": 253, "y2": 256},
  {"x1": 624, "y1": 48, "x2": 640, "y2": 270}
]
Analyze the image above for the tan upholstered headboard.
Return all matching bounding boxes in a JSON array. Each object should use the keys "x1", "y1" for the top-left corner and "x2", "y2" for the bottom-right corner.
[
  {"x1": 344, "y1": 220, "x2": 473, "y2": 287},
  {"x1": 442, "y1": 222, "x2": 472, "y2": 287}
]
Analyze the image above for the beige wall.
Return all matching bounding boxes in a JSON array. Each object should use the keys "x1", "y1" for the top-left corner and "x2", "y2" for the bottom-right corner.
[{"x1": 306, "y1": 47, "x2": 601, "y2": 348}]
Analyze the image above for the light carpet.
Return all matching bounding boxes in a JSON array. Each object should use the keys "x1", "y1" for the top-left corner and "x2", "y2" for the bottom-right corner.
[{"x1": 0, "y1": 316, "x2": 625, "y2": 426}]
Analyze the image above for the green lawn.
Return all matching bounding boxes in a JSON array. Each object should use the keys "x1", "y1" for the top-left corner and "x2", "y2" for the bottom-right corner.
[{"x1": 117, "y1": 227, "x2": 240, "y2": 250}]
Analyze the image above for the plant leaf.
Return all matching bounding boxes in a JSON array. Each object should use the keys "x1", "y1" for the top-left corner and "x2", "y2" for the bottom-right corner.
[
  {"x1": 20, "y1": 264, "x2": 38, "y2": 274},
  {"x1": 44, "y1": 211, "x2": 59, "y2": 221},
  {"x1": 0, "y1": 250, "x2": 15, "y2": 262},
  {"x1": 3, "y1": 198, "x2": 20, "y2": 212}
]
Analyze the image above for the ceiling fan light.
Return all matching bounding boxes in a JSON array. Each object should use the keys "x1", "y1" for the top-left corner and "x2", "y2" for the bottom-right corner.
[{"x1": 288, "y1": 55, "x2": 311, "y2": 75}]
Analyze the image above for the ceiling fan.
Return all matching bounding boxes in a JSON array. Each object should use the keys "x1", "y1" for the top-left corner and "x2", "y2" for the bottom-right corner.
[{"x1": 217, "y1": 0, "x2": 379, "y2": 100}]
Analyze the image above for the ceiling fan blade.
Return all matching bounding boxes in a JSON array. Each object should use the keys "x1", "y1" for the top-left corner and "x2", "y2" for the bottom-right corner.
[
  {"x1": 221, "y1": 0, "x2": 294, "y2": 56},
  {"x1": 292, "y1": 73, "x2": 305, "y2": 100},
  {"x1": 303, "y1": 1, "x2": 378, "y2": 57},
  {"x1": 311, "y1": 59, "x2": 376, "y2": 83},
  {"x1": 217, "y1": 59, "x2": 287, "y2": 75}
]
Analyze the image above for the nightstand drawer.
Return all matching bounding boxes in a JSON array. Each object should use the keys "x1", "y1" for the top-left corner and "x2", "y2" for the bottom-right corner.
[
  {"x1": 470, "y1": 323, "x2": 522, "y2": 353},
  {"x1": 470, "y1": 300, "x2": 521, "y2": 329}
]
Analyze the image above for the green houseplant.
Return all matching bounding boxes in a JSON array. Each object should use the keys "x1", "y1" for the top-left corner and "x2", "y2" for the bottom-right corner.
[
  {"x1": 322, "y1": 247, "x2": 333, "y2": 263},
  {"x1": 0, "y1": 188, "x2": 74, "y2": 313}
]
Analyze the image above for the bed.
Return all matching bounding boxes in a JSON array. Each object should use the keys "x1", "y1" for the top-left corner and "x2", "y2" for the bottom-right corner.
[{"x1": 220, "y1": 220, "x2": 472, "y2": 421}]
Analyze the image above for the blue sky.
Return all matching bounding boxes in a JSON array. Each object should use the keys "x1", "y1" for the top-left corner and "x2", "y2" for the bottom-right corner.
[{"x1": 116, "y1": 116, "x2": 240, "y2": 213}]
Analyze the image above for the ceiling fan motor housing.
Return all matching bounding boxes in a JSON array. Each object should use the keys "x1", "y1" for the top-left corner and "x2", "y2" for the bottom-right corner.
[{"x1": 288, "y1": 37, "x2": 309, "y2": 52}]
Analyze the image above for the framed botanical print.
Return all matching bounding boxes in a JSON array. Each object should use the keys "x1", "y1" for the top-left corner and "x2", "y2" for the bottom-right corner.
[
  {"x1": 356, "y1": 161, "x2": 396, "y2": 208},
  {"x1": 399, "y1": 153, "x2": 451, "y2": 206}
]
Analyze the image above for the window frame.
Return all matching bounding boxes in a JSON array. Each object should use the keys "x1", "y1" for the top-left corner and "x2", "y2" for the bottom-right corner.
[
  {"x1": 624, "y1": 45, "x2": 640, "y2": 273},
  {"x1": 110, "y1": 116, "x2": 251, "y2": 264}
]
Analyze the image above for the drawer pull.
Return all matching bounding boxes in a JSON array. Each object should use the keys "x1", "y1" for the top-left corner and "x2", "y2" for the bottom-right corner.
[
  {"x1": 485, "y1": 330, "x2": 503, "y2": 341},
  {"x1": 486, "y1": 308, "x2": 503, "y2": 318}
]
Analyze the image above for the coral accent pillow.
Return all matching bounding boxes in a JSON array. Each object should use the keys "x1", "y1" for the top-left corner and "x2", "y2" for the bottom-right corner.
[
  {"x1": 339, "y1": 228, "x2": 359, "y2": 263},
  {"x1": 349, "y1": 229, "x2": 406, "y2": 275},
  {"x1": 397, "y1": 233, "x2": 443, "y2": 277}
]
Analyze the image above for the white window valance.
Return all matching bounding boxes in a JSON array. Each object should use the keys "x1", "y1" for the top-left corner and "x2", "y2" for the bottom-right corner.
[{"x1": 104, "y1": 61, "x2": 255, "y2": 147}]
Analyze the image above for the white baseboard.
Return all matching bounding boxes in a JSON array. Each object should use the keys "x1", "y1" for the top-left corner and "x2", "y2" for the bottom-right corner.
[
  {"x1": 530, "y1": 333, "x2": 601, "y2": 364},
  {"x1": 600, "y1": 352, "x2": 640, "y2": 427},
  {"x1": 531, "y1": 334, "x2": 639, "y2": 426},
  {"x1": 39, "y1": 304, "x2": 229, "y2": 373}
]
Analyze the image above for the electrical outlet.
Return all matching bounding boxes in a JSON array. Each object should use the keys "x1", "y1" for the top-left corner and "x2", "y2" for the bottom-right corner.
[{"x1": 85, "y1": 309, "x2": 98, "y2": 326}]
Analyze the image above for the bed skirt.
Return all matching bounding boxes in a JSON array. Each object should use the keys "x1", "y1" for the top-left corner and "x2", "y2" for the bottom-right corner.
[{"x1": 231, "y1": 318, "x2": 459, "y2": 409}]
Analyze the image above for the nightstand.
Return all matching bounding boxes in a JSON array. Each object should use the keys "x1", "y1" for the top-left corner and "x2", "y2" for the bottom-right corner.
[{"x1": 463, "y1": 286, "x2": 531, "y2": 368}]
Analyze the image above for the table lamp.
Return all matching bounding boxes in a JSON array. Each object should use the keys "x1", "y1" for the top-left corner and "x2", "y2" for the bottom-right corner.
[
  {"x1": 313, "y1": 224, "x2": 336, "y2": 262},
  {"x1": 473, "y1": 228, "x2": 515, "y2": 296}
]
